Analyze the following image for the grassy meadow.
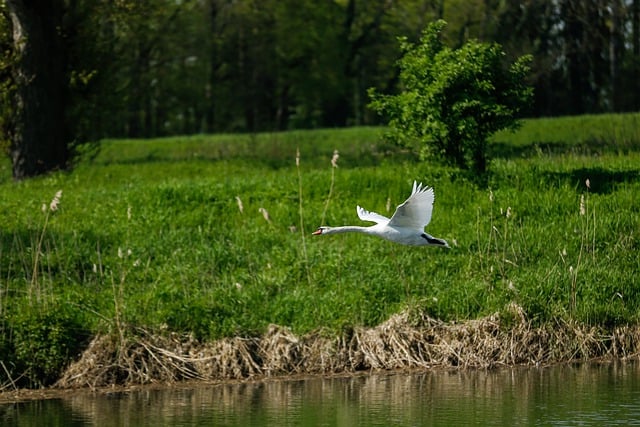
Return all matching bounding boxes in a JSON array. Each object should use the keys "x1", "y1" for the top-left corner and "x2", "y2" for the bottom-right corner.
[{"x1": 1, "y1": 113, "x2": 639, "y2": 386}]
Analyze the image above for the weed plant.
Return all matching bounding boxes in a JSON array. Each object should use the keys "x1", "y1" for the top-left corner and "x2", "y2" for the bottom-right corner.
[{"x1": 1, "y1": 113, "x2": 639, "y2": 387}]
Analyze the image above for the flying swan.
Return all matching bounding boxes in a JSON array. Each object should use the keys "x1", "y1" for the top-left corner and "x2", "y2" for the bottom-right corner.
[{"x1": 313, "y1": 181, "x2": 450, "y2": 247}]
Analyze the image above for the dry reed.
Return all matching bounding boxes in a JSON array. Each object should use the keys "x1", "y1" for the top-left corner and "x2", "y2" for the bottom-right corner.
[{"x1": 56, "y1": 305, "x2": 640, "y2": 389}]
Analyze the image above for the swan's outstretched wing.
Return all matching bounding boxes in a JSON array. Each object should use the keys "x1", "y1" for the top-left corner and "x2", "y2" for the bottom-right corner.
[
  {"x1": 387, "y1": 181, "x2": 435, "y2": 229},
  {"x1": 357, "y1": 205, "x2": 390, "y2": 225}
]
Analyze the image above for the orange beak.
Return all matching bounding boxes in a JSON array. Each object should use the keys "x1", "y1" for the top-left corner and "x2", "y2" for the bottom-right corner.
[{"x1": 312, "y1": 228, "x2": 323, "y2": 235}]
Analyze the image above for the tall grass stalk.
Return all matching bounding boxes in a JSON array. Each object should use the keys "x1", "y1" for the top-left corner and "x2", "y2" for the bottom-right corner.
[
  {"x1": 500, "y1": 206, "x2": 514, "y2": 280},
  {"x1": 476, "y1": 189, "x2": 497, "y2": 286},
  {"x1": 475, "y1": 189, "x2": 517, "y2": 291},
  {"x1": 30, "y1": 190, "x2": 62, "y2": 305},
  {"x1": 320, "y1": 149, "x2": 339, "y2": 225},
  {"x1": 572, "y1": 178, "x2": 596, "y2": 314},
  {"x1": 112, "y1": 249, "x2": 128, "y2": 344},
  {"x1": 295, "y1": 148, "x2": 311, "y2": 285}
]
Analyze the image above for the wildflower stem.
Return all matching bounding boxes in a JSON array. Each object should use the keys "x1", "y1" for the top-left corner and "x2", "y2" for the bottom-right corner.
[
  {"x1": 320, "y1": 150, "x2": 339, "y2": 225},
  {"x1": 30, "y1": 190, "x2": 62, "y2": 304},
  {"x1": 501, "y1": 208, "x2": 510, "y2": 279},
  {"x1": 30, "y1": 211, "x2": 49, "y2": 303},
  {"x1": 296, "y1": 148, "x2": 311, "y2": 285}
]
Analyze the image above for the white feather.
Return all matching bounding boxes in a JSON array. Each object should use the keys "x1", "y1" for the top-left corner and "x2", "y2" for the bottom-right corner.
[
  {"x1": 356, "y1": 205, "x2": 390, "y2": 225},
  {"x1": 388, "y1": 181, "x2": 435, "y2": 229}
]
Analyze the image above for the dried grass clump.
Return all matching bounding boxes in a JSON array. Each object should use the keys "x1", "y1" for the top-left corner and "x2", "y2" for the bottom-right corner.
[
  {"x1": 610, "y1": 326, "x2": 640, "y2": 358},
  {"x1": 191, "y1": 337, "x2": 261, "y2": 379},
  {"x1": 56, "y1": 306, "x2": 640, "y2": 389},
  {"x1": 57, "y1": 331, "x2": 202, "y2": 389}
]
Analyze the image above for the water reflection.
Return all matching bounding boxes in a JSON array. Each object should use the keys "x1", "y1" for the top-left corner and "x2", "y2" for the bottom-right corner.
[{"x1": 2, "y1": 361, "x2": 640, "y2": 426}]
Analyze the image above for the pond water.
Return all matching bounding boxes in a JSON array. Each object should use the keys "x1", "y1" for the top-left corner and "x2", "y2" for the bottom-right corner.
[{"x1": 2, "y1": 361, "x2": 640, "y2": 426}]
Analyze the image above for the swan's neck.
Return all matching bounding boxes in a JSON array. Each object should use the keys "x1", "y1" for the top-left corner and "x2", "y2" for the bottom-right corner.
[{"x1": 323, "y1": 225, "x2": 373, "y2": 235}]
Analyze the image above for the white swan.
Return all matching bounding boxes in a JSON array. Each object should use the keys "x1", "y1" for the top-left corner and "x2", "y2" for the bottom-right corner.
[{"x1": 313, "y1": 181, "x2": 450, "y2": 247}]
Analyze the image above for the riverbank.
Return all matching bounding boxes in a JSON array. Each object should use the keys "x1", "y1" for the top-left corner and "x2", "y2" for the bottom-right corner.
[
  {"x1": 1, "y1": 304, "x2": 639, "y2": 402},
  {"x1": 56, "y1": 305, "x2": 640, "y2": 388},
  {"x1": 1, "y1": 115, "x2": 639, "y2": 390}
]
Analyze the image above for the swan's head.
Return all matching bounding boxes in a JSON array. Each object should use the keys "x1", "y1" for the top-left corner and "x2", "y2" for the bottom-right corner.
[{"x1": 312, "y1": 226, "x2": 329, "y2": 235}]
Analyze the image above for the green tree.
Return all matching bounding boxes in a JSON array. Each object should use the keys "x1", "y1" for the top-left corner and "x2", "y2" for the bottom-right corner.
[{"x1": 369, "y1": 19, "x2": 532, "y2": 175}]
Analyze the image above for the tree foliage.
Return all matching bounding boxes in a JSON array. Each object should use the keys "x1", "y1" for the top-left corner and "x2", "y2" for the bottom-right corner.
[
  {"x1": 369, "y1": 20, "x2": 532, "y2": 174},
  {"x1": 1, "y1": 0, "x2": 640, "y2": 178}
]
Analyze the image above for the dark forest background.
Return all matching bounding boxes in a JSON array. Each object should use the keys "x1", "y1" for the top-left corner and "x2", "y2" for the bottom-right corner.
[{"x1": 1, "y1": 0, "x2": 639, "y2": 147}]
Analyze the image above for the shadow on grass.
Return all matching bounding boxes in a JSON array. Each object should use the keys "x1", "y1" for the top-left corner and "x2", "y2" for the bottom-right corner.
[
  {"x1": 543, "y1": 167, "x2": 640, "y2": 194},
  {"x1": 84, "y1": 143, "x2": 419, "y2": 170},
  {"x1": 490, "y1": 138, "x2": 640, "y2": 160}
]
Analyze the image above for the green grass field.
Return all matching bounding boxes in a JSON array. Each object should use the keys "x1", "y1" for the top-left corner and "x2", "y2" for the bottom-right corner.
[{"x1": 1, "y1": 113, "x2": 639, "y2": 386}]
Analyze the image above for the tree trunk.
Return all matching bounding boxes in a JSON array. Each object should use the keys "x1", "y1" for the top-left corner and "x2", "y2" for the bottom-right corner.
[
  {"x1": 634, "y1": 0, "x2": 640, "y2": 56},
  {"x1": 6, "y1": 0, "x2": 70, "y2": 180},
  {"x1": 206, "y1": 0, "x2": 219, "y2": 133},
  {"x1": 632, "y1": 0, "x2": 640, "y2": 110},
  {"x1": 609, "y1": 0, "x2": 623, "y2": 112}
]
